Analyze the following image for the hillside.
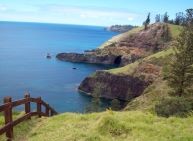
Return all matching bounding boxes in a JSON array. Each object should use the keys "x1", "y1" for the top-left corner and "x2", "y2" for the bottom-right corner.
[
  {"x1": 2, "y1": 111, "x2": 193, "y2": 141},
  {"x1": 78, "y1": 23, "x2": 181, "y2": 102}
]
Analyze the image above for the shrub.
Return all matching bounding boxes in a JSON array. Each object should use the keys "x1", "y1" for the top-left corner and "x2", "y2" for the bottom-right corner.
[{"x1": 155, "y1": 97, "x2": 193, "y2": 117}]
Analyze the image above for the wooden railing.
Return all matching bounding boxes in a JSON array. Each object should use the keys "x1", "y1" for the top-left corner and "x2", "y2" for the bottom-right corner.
[{"x1": 0, "y1": 93, "x2": 57, "y2": 140}]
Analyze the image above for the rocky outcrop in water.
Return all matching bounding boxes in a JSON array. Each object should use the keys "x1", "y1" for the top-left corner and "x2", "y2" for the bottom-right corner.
[
  {"x1": 79, "y1": 71, "x2": 149, "y2": 101},
  {"x1": 56, "y1": 53, "x2": 119, "y2": 65},
  {"x1": 56, "y1": 47, "x2": 141, "y2": 66}
]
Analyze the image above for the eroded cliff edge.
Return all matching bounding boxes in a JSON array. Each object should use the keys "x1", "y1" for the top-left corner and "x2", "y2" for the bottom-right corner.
[{"x1": 78, "y1": 71, "x2": 148, "y2": 100}]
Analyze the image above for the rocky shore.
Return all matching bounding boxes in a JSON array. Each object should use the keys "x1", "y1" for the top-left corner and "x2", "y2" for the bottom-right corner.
[
  {"x1": 56, "y1": 48, "x2": 141, "y2": 67},
  {"x1": 56, "y1": 52, "x2": 119, "y2": 65}
]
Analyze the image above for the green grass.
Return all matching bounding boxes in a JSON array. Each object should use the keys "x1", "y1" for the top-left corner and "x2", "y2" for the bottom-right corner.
[
  {"x1": 12, "y1": 111, "x2": 193, "y2": 141},
  {"x1": 168, "y1": 24, "x2": 182, "y2": 39},
  {"x1": 0, "y1": 112, "x2": 43, "y2": 141},
  {"x1": 144, "y1": 48, "x2": 174, "y2": 60},
  {"x1": 125, "y1": 79, "x2": 171, "y2": 112},
  {"x1": 107, "y1": 61, "x2": 139, "y2": 75}
]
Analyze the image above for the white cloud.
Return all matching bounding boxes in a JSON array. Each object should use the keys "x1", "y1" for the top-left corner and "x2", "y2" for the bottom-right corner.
[
  {"x1": 38, "y1": 5, "x2": 139, "y2": 24},
  {"x1": 0, "y1": 4, "x2": 141, "y2": 26},
  {"x1": 128, "y1": 17, "x2": 134, "y2": 21}
]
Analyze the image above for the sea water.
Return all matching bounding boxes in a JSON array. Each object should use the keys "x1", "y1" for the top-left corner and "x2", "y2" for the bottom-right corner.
[{"x1": 0, "y1": 21, "x2": 117, "y2": 112}]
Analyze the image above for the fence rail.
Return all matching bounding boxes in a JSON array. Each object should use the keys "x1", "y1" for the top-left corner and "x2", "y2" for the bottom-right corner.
[{"x1": 0, "y1": 93, "x2": 57, "y2": 140}]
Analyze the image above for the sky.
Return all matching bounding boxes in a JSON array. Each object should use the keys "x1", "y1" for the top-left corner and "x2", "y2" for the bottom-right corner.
[{"x1": 0, "y1": 0, "x2": 192, "y2": 26}]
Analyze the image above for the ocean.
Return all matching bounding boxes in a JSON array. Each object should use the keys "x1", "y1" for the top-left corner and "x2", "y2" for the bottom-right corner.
[{"x1": 0, "y1": 21, "x2": 117, "y2": 112}]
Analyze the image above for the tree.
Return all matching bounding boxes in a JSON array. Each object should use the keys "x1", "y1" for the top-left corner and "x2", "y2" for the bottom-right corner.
[
  {"x1": 155, "y1": 14, "x2": 161, "y2": 23},
  {"x1": 85, "y1": 86, "x2": 102, "y2": 113},
  {"x1": 186, "y1": 8, "x2": 193, "y2": 25},
  {"x1": 168, "y1": 19, "x2": 174, "y2": 24},
  {"x1": 143, "y1": 13, "x2": 151, "y2": 30},
  {"x1": 163, "y1": 12, "x2": 169, "y2": 23},
  {"x1": 167, "y1": 25, "x2": 193, "y2": 97},
  {"x1": 175, "y1": 12, "x2": 185, "y2": 25}
]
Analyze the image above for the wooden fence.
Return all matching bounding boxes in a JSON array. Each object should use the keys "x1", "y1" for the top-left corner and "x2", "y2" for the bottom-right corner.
[{"x1": 0, "y1": 93, "x2": 57, "y2": 140}]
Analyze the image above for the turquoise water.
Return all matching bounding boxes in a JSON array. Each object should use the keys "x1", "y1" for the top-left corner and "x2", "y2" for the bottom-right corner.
[{"x1": 0, "y1": 21, "x2": 117, "y2": 112}]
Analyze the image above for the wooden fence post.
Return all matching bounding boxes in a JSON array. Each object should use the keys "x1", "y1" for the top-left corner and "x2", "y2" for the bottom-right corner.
[
  {"x1": 51, "y1": 110, "x2": 54, "y2": 116},
  {"x1": 24, "y1": 93, "x2": 31, "y2": 119},
  {"x1": 4, "y1": 96, "x2": 13, "y2": 140},
  {"x1": 46, "y1": 103, "x2": 50, "y2": 117},
  {"x1": 37, "y1": 97, "x2": 42, "y2": 118}
]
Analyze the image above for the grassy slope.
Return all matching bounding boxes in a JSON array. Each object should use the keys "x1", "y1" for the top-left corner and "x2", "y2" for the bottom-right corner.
[
  {"x1": 168, "y1": 24, "x2": 182, "y2": 38},
  {"x1": 0, "y1": 112, "x2": 42, "y2": 141},
  {"x1": 99, "y1": 24, "x2": 182, "y2": 49},
  {"x1": 106, "y1": 24, "x2": 183, "y2": 112},
  {"x1": 99, "y1": 26, "x2": 144, "y2": 49},
  {"x1": 18, "y1": 111, "x2": 193, "y2": 141},
  {"x1": 105, "y1": 24, "x2": 182, "y2": 111}
]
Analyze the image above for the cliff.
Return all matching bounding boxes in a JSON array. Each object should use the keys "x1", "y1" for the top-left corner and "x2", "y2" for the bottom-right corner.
[
  {"x1": 56, "y1": 48, "x2": 141, "y2": 66},
  {"x1": 56, "y1": 52, "x2": 117, "y2": 65},
  {"x1": 79, "y1": 71, "x2": 149, "y2": 100},
  {"x1": 57, "y1": 23, "x2": 182, "y2": 102},
  {"x1": 57, "y1": 23, "x2": 172, "y2": 67}
]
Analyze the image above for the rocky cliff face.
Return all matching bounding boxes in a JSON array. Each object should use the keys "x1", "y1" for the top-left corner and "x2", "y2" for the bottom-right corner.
[
  {"x1": 57, "y1": 23, "x2": 169, "y2": 101},
  {"x1": 56, "y1": 52, "x2": 118, "y2": 65},
  {"x1": 79, "y1": 62, "x2": 161, "y2": 101},
  {"x1": 56, "y1": 47, "x2": 142, "y2": 66},
  {"x1": 79, "y1": 71, "x2": 149, "y2": 101}
]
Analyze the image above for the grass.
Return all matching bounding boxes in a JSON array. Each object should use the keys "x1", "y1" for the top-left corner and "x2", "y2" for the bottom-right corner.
[
  {"x1": 0, "y1": 112, "x2": 43, "y2": 141},
  {"x1": 9, "y1": 110, "x2": 192, "y2": 141},
  {"x1": 125, "y1": 79, "x2": 171, "y2": 112},
  {"x1": 106, "y1": 61, "x2": 139, "y2": 75},
  {"x1": 168, "y1": 24, "x2": 182, "y2": 39},
  {"x1": 144, "y1": 48, "x2": 174, "y2": 61}
]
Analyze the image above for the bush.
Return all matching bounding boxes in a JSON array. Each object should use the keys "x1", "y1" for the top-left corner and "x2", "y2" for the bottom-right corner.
[{"x1": 155, "y1": 97, "x2": 193, "y2": 117}]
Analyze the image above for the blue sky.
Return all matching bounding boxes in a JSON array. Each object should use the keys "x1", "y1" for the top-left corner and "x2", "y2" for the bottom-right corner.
[{"x1": 0, "y1": 0, "x2": 192, "y2": 26}]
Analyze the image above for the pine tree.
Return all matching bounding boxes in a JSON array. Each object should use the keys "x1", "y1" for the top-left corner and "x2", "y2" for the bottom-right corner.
[
  {"x1": 143, "y1": 13, "x2": 151, "y2": 30},
  {"x1": 186, "y1": 9, "x2": 193, "y2": 25},
  {"x1": 155, "y1": 14, "x2": 161, "y2": 23},
  {"x1": 167, "y1": 25, "x2": 193, "y2": 97},
  {"x1": 163, "y1": 12, "x2": 169, "y2": 23}
]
